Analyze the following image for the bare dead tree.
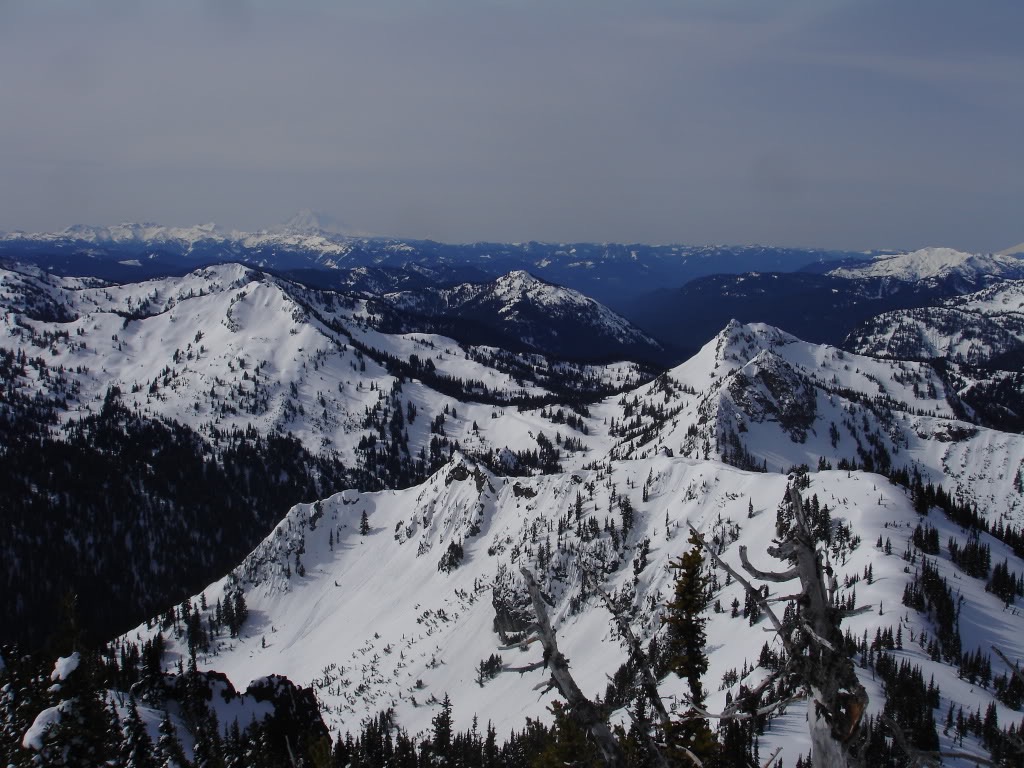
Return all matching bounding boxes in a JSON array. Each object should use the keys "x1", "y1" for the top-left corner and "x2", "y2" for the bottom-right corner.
[
  {"x1": 992, "y1": 646, "x2": 1024, "y2": 687},
  {"x1": 505, "y1": 565, "x2": 783, "y2": 768},
  {"x1": 689, "y1": 486, "x2": 868, "y2": 768},
  {"x1": 584, "y1": 571, "x2": 683, "y2": 768},
  {"x1": 498, "y1": 486, "x2": 871, "y2": 768},
  {"x1": 500, "y1": 567, "x2": 627, "y2": 768}
]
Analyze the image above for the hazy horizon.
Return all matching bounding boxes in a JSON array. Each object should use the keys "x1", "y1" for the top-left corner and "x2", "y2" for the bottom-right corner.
[{"x1": 1, "y1": 1, "x2": 1021, "y2": 254}]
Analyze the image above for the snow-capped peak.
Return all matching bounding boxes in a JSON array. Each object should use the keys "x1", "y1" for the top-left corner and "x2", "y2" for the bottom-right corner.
[
  {"x1": 276, "y1": 209, "x2": 349, "y2": 236},
  {"x1": 491, "y1": 270, "x2": 590, "y2": 308},
  {"x1": 713, "y1": 320, "x2": 798, "y2": 369}
]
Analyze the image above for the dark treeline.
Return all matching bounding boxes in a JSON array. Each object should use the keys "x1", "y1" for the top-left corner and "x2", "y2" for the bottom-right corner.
[{"x1": 0, "y1": 379, "x2": 349, "y2": 650}]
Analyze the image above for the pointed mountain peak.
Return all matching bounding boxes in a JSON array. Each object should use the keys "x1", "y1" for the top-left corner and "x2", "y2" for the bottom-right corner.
[
  {"x1": 496, "y1": 269, "x2": 546, "y2": 288},
  {"x1": 278, "y1": 209, "x2": 349, "y2": 236},
  {"x1": 714, "y1": 320, "x2": 796, "y2": 364}
]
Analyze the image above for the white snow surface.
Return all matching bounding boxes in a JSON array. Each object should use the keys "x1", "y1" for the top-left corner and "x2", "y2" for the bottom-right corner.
[
  {"x1": 22, "y1": 703, "x2": 67, "y2": 751},
  {"x1": 600, "y1": 320, "x2": 1024, "y2": 525},
  {"x1": 50, "y1": 652, "x2": 80, "y2": 681},
  {"x1": 947, "y1": 279, "x2": 1024, "y2": 316},
  {"x1": 119, "y1": 453, "x2": 1024, "y2": 766},
  {"x1": 382, "y1": 269, "x2": 659, "y2": 349},
  {"x1": 0, "y1": 263, "x2": 643, "y2": 469},
  {"x1": 829, "y1": 247, "x2": 1024, "y2": 282},
  {"x1": 2, "y1": 265, "x2": 1022, "y2": 525},
  {"x1": 846, "y1": 279, "x2": 1024, "y2": 365}
]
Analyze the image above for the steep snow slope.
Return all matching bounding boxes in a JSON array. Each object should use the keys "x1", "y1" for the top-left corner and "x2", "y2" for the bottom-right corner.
[
  {"x1": 6, "y1": 260, "x2": 1024, "y2": 762},
  {"x1": 120, "y1": 454, "x2": 1024, "y2": 765},
  {"x1": 597, "y1": 321, "x2": 1024, "y2": 526}
]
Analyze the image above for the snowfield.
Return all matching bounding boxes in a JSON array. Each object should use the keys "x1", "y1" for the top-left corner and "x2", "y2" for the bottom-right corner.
[
  {"x1": 119, "y1": 453, "x2": 1024, "y2": 765},
  {"x1": 828, "y1": 247, "x2": 1024, "y2": 283}
]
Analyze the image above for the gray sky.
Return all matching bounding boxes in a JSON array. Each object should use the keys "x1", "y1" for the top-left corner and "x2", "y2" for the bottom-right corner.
[{"x1": 0, "y1": 0, "x2": 1021, "y2": 251}]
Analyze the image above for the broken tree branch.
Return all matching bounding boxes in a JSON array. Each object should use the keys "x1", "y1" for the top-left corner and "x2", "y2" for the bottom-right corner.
[
  {"x1": 739, "y1": 546, "x2": 799, "y2": 583},
  {"x1": 586, "y1": 572, "x2": 673, "y2": 734},
  {"x1": 519, "y1": 568, "x2": 626, "y2": 768},
  {"x1": 687, "y1": 523, "x2": 800, "y2": 663}
]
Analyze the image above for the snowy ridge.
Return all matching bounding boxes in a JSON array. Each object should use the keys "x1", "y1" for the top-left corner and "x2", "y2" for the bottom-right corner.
[
  {"x1": 599, "y1": 321, "x2": 1024, "y2": 524},
  {"x1": 5, "y1": 259, "x2": 1024, "y2": 762},
  {"x1": 828, "y1": 247, "x2": 1024, "y2": 283},
  {"x1": 8, "y1": 222, "x2": 233, "y2": 248},
  {"x1": 846, "y1": 279, "x2": 1024, "y2": 366},
  {"x1": 0, "y1": 263, "x2": 646, "y2": 472},
  {"x1": 4, "y1": 263, "x2": 1021, "y2": 526},
  {"x1": 380, "y1": 270, "x2": 662, "y2": 360},
  {"x1": 949, "y1": 279, "x2": 1024, "y2": 316},
  {"x1": 120, "y1": 452, "x2": 1024, "y2": 765}
]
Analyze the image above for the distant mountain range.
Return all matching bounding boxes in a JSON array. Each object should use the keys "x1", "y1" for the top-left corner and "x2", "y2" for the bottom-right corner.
[
  {"x1": 0, "y1": 218, "x2": 865, "y2": 309},
  {"x1": 626, "y1": 247, "x2": 1024, "y2": 356},
  {"x1": 5, "y1": 221, "x2": 1023, "y2": 363}
]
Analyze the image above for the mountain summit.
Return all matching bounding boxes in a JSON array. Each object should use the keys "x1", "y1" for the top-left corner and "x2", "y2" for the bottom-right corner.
[
  {"x1": 828, "y1": 246, "x2": 1024, "y2": 284},
  {"x1": 277, "y1": 209, "x2": 351, "y2": 236},
  {"x1": 378, "y1": 270, "x2": 666, "y2": 363}
]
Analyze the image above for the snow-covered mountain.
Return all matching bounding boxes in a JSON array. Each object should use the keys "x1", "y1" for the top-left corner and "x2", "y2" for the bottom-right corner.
[
  {"x1": 7, "y1": 262, "x2": 1018, "y2": 527},
  {"x1": 846, "y1": 279, "x2": 1024, "y2": 368},
  {"x1": 6, "y1": 221, "x2": 230, "y2": 248},
  {"x1": 5, "y1": 261, "x2": 1024, "y2": 636},
  {"x1": 0, "y1": 262, "x2": 655, "y2": 645},
  {"x1": 0, "y1": 220, "x2": 865, "y2": 311},
  {"x1": 623, "y1": 247, "x2": 1024, "y2": 357},
  {"x1": 117, "y1": 447, "x2": 1024, "y2": 763},
  {"x1": 0, "y1": 262, "x2": 651, "y2": 466},
  {"x1": 828, "y1": 247, "x2": 1024, "y2": 287},
  {"x1": 275, "y1": 209, "x2": 351, "y2": 236},
  {"x1": 376, "y1": 270, "x2": 666, "y2": 363}
]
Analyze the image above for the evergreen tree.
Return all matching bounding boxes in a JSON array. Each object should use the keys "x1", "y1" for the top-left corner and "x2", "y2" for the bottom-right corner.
[
  {"x1": 483, "y1": 721, "x2": 499, "y2": 768},
  {"x1": 660, "y1": 532, "x2": 719, "y2": 765},
  {"x1": 122, "y1": 698, "x2": 157, "y2": 768},
  {"x1": 29, "y1": 651, "x2": 121, "y2": 768},
  {"x1": 360, "y1": 511, "x2": 371, "y2": 536},
  {"x1": 192, "y1": 708, "x2": 225, "y2": 768},
  {"x1": 431, "y1": 693, "x2": 454, "y2": 764},
  {"x1": 155, "y1": 712, "x2": 189, "y2": 768},
  {"x1": 530, "y1": 702, "x2": 602, "y2": 768}
]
